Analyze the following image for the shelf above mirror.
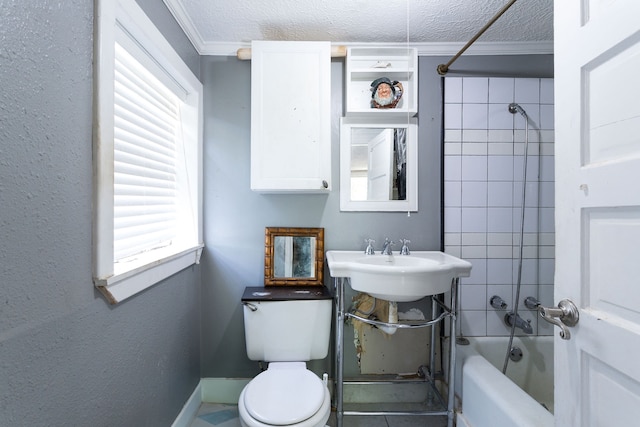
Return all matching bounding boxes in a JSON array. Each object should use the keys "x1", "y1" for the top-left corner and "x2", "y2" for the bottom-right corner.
[{"x1": 345, "y1": 47, "x2": 418, "y2": 117}]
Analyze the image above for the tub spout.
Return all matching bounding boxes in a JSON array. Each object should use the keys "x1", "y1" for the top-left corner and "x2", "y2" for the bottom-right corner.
[{"x1": 504, "y1": 312, "x2": 533, "y2": 334}]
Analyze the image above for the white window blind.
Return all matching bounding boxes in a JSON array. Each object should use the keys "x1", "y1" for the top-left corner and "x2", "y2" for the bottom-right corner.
[
  {"x1": 113, "y1": 42, "x2": 179, "y2": 262},
  {"x1": 94, "y1": 0, "x2": 202, "y2": 304}
]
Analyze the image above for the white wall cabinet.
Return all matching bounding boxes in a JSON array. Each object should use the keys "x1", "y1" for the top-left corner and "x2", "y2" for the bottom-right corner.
[
  {"x1": 345, "y1": 47, "x2": 418, "y2": 117},
  {"x1": 250, "y1": 41, "x2": 331, "y2": 193}
]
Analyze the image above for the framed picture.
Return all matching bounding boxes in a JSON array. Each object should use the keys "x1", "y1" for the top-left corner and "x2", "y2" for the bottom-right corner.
[{"x1": 264, "y1": 227, "x2": 324, "y2": 286}]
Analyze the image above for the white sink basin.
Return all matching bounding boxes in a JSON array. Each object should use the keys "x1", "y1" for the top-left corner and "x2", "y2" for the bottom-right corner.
[{"x1": 326, "y1": 251, "x2": 472, "y2": 302}]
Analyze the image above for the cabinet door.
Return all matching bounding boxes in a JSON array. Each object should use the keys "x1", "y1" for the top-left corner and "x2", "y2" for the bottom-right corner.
[{"x1": 251, "y1": 41, "x2": 331, "y2": 193}]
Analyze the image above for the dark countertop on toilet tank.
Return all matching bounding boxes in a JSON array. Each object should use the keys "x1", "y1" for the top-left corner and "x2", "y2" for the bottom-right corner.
[{"x1": 241, "y1": 286, "x2": 333, "y2": 301}]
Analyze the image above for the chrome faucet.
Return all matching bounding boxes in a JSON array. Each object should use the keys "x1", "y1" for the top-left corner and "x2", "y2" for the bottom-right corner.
[
  {"x1": 504, "y1": 312, "x2": 533, "y2": 334},
  {"x1": 399, "y1": 238, "x2": 411, "y2": 255},
  {"x1": 364, "y1": 239, "x2": 375, "y2": 255},
  {"x1": 380, "y1": 238, "x2": 394, "y2": 255}
]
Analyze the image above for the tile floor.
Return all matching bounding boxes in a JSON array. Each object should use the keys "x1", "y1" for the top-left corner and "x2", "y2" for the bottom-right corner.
[{"x1": 189, "y1": 403, "x2": 448, "y2": 427}]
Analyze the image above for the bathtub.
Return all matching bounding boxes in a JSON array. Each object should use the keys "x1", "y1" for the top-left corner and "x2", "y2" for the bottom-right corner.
[{"x1": 454, "y1": 336, "x2": 554, "y2": 427}]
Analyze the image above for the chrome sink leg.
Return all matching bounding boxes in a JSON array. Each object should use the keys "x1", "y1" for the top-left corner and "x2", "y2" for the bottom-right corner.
[
  {"x1": 335, "y1": 277, "x2": 344, "y2": 427},
  {"x1": 447, "y1": 278, "x2": 459, "y2": 427}
]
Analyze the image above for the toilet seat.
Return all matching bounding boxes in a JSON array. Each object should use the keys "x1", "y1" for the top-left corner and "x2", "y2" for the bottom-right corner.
[{"x1": 243, "y1": 362, "x2": 324, "y2": 425}]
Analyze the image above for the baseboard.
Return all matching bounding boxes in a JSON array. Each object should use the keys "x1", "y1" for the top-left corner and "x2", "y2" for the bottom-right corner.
[
  {"x1": 173, "y1": 375, "x2": 433, "y2": 424},
  {"x1": 201, "y1": 378, "x2": 251, "y2": 404},
  {"x1": 456, "y1": 410, "x2": 471, "y2": 427},
  {"x1": 171, "y1": 381, "x2": 202, "y2": 427},
  {"x1": 200, "y1": 377, "x2": 431, "y2": 402}
]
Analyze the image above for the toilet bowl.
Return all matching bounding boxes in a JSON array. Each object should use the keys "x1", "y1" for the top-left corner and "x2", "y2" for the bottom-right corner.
[{"x1": 238, "y1": 362, "x2": 331, "y2": 427}]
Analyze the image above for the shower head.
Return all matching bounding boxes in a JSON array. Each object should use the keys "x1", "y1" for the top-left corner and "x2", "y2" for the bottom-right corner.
[{"x1": 508, "y1": 103, "x2": 528, "y2": 118}]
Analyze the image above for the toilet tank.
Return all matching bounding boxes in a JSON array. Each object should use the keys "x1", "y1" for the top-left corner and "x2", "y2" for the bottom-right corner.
[{"x1": 242, "y1": 286, "x2": 333, "y2": 362}]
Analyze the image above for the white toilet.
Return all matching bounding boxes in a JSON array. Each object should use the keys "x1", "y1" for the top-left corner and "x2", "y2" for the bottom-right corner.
[{"x1": 239, "y1": 286, "x2": 333, "y2": 427}]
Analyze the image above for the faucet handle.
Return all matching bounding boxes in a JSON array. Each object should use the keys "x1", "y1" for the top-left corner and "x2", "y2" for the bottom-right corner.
[
  {"x1": 524, "y1": 296, "x2": 540, "y2": 310},
  {"x1": 364, "y1": 238, "x2": 375, "y2": 255},
  {"x1": 490, "y1": 295, "x2": 508, "y2": 310},
  {"x1": 399, "y1": 238, "x2": 411, "y2": 255}
]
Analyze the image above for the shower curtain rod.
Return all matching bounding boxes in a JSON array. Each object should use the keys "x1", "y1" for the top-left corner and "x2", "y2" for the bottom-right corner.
[{"x1": 436, "y1": 0, "x2": 518, "y2": 75}]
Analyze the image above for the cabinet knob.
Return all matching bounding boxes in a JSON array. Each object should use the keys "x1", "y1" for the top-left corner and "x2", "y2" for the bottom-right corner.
[{"x1": 322, "y1": 180, "x2": 328, "y2": 189}]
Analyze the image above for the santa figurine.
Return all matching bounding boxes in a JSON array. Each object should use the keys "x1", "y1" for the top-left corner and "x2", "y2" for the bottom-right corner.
[{"x1": 370, "y1": 77, "x2": 403, "y2": 109}]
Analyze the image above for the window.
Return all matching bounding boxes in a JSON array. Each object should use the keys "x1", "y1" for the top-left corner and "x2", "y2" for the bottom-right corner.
[{"x1": 93, "y1": 0, "x2": 203, "y2": 303}]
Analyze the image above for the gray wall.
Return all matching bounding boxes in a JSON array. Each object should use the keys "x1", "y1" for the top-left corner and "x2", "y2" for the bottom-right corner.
[{"x1": 0, "y1": 1, "x2": 201, "y2": 426}]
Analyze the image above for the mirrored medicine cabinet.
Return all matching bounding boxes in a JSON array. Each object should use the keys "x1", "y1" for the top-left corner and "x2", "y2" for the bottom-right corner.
[{"x1": 339, "y1": 117, "x2": 418, "y2": 212}]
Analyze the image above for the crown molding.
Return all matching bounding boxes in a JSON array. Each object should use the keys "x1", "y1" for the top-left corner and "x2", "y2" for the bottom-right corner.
[
  {"x1": 162, "y1": 0, "x2": 207, "y2": 54},
  {"x1": 414, "y1": 40, "x2": 554, "y2": 56},
  {"x1": 197, "y1": 40, "x2": 553, "y2": 58}
]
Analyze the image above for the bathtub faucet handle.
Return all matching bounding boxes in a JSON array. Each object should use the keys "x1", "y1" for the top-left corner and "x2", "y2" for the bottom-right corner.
[
  {"x1": 537, "y1": 299, "x2": 579, "y2": 340},
  {"x1": 490, "y1": 295, "x2": 508, "y2": 310},
  {"x1": 524, "y1": 296, "x2": 540, "y2": 310}
]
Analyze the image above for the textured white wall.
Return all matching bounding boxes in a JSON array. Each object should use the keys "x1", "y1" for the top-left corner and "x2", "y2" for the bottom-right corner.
[{"x1": 167, "y1": 0, "x2": 553, "y2": 45}]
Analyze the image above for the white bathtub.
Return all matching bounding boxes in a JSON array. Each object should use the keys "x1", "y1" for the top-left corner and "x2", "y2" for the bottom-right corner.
[{"x1": 455, "y1": 336, "x2": 554, "y2": 427}]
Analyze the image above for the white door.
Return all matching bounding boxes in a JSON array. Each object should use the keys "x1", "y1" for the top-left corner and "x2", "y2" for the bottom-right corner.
[
  {"x1": 367, "y1": 129, "x2": 394, "y2": 200},
  {"x1": 554, "y1": 1, "x2": 640, "y2": 425}
]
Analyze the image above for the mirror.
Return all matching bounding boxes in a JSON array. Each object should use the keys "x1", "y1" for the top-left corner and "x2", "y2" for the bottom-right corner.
[
  {"x1": 264, "y1": 227, "x2": 324, "y2": 286},
  {"x1": 340, "y1": 117, "x2": 418, "y2": 211}
]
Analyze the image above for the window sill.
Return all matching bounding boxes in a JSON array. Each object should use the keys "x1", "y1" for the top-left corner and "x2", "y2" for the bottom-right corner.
[{"x1": 94, "y1": 244, "x2": 204, "y2": 304}]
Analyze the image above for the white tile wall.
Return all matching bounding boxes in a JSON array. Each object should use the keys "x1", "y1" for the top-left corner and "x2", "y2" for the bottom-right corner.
[
  {"x1": 463, "y1": 78, "x2": 489, "y2": 103},
  {"x1": 445, "y1": 77, "x2": 463, "y2": 102},
  {"x1": 487, "y1": 182, "x2": 513, "y2": 206},
  {"x1": 444, "y1": 103, "x2": 462, "y2": 129},
  {"x1": 488, "y1": 78, "x2": 514, "y2": 103},
  {"x1": 487, "y1": 156, "x2": 514, "y2": 181},
  {"x1": 515, "y1": 79, "x2": 540, "y2": 104},
  {"x1": 487, "y1": 208, "x2": 513, "y2": 233},
  {"x1": 461, "y1": 157, "x2": 487, "y2": 181},
  {"x1": 461, "y1": 182, "x2": 487, "y2": 206},
  {"x1": 462, "y1": 104, "x2": 488, "y2": 129},
  {"x1": 444, "y1": 77, "x2": 555, "y2": 337}
]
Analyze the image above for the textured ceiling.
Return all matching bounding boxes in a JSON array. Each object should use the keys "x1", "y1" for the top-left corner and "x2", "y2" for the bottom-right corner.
[{"x1": 164, "y1": 0, "x2": 553, "y2": 55}]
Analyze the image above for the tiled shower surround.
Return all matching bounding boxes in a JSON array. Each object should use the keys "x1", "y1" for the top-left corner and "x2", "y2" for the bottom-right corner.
[{"x1": 443, "y1": 77, "x2": 555, "y2": 337}]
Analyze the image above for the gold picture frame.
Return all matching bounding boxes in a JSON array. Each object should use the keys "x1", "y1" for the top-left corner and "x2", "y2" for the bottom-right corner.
[{"x1": 264, "y1": 227, "x2": 324, "y2": 286}]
